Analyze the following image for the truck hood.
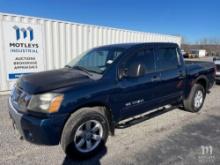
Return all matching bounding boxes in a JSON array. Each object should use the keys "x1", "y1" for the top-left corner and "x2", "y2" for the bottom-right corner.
[{"x1": 17, "y1": 68, "x2": 94, "y2": 94}]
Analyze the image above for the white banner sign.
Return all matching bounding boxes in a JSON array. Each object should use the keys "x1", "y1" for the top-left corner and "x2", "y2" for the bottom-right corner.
[{"x1": 3, "y1": 22, "x2": 44, "y2": 80}]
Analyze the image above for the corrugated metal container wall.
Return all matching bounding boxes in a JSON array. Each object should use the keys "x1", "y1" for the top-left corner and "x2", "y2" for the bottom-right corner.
[{"x1": 0, "y1": 13, "x2": 181, "y2": 92}]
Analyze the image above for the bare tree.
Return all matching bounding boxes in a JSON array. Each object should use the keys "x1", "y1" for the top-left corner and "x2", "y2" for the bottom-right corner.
[
  {"x1": 197, "y1": 37, "x2": 220, "y2": 45},
  {"x1": 181, "y1": 36, "x2": 189, "y2": 44}
]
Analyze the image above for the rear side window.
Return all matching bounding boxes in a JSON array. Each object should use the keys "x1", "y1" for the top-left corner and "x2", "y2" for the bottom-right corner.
[{"x1": 156, "y1": 48, "x2": 179, "y2": 71}]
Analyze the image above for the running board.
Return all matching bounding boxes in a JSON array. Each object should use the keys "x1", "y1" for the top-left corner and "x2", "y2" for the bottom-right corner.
[{"x1": 116, "y1": 105, "x2": 176, "y2": 129}]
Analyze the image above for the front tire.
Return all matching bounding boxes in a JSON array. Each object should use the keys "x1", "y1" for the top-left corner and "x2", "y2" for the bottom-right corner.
[
  {"x1": 61, "y1": 107, "x2": 109, "y2": 159},
  {"x1": 183, "y1": 84, "x2": 206, "y2": 112}
]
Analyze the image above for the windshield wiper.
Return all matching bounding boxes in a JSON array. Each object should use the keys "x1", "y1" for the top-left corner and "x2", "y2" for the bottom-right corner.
[{"x1": 73, "y1": 65, "x2": 93, "y2": 76}]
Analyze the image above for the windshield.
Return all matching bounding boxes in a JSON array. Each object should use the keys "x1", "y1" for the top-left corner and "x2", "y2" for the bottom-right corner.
[{"x1": 66, "y1": 47, "x2": 125, "y2": 74}]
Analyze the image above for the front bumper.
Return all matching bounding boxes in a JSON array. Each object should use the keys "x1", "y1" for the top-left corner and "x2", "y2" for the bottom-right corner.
[{"x1": 8, "y1": 97, "x2": 69, "y2": 145}]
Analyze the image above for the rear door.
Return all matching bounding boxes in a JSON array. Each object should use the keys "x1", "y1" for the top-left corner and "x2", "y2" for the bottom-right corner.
[{"x1": 155, "y1": 45, "x2": 185, "y2": 104}]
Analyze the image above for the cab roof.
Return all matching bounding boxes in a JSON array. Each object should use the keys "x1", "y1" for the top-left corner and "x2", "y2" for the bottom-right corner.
[{"x1": 97, "y1": 42, "x2": 178, "y2": 49}]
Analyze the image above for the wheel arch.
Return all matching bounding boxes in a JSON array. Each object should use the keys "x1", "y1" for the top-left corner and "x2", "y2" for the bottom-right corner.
[
  {"x1": 70, "y1": 101, "x2": 115, "y2": 135},
  {"x1": 195, "y1": 76, "x2": 208, "y2": 92}
]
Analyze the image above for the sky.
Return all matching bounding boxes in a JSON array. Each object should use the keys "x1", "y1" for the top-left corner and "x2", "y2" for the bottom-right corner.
[{"x1": 0, "y1": 0, "x2": 219, "y2": 43}]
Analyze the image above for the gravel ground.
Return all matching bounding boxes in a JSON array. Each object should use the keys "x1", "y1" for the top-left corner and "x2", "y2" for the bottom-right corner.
[{"x1": 0, "y1": 57, "x2": 219, "y2": 165}]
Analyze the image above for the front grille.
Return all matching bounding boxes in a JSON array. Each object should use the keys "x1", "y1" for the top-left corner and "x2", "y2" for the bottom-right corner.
[
  {"x1": 216, "y1": 64, "x2": 220, "y2": 72},
  {"x1": 11, "y1": 87, "x2": 30, "y2": 112}
]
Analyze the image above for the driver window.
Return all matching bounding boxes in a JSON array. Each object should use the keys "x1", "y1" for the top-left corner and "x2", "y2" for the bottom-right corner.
[{"x1": 124, "y1": 49, "x2": 155, "y2": 78}]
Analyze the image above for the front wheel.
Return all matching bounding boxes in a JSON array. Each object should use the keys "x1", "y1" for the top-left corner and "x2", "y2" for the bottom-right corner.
[
  {"x1": 183, "y1": 84, "x2": 206, "y2": 112},
  {"x1": 61, "y1": 107, "x2": 109, "y2": 159}
]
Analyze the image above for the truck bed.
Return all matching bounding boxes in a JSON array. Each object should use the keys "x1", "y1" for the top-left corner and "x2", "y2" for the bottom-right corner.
[{"x1": 184, "y1": 60, "x2": 214, "y2": 70}]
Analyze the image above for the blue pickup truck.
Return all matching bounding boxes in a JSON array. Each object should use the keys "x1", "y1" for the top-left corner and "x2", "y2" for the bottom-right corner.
[{"x1": 9, "y1": 43, "x2": 215, "y2": 159}]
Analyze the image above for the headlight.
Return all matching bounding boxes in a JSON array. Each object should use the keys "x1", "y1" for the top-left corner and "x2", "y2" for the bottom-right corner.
[{"x1": 28, "y1": 93, "x2": 64, "y2": 113}]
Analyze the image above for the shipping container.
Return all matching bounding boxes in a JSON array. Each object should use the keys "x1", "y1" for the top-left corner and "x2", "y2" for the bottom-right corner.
[
  {"x1": 190, "y1": 49, "x2": 207, "y2": 57},
  {"x1": 0, "y1": 12, "x2": 181, "y2": 92}
]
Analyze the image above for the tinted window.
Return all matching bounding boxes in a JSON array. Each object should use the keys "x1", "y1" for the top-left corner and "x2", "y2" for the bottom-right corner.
[
  {"x1": 112, "y1": 50, "x2": 123, "y2": 60},
  {"x1": 124, "y1": 49, "x2": 155, "y2": 77},
  {"x1": 157, "y1": 48, "x2": 179, "y2": 71},
  {"x1": 143, "y1": 49, "x2": 155, "y2": 73}
]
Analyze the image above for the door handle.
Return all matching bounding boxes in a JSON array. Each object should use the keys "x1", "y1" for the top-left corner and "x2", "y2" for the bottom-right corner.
[{"x1": 151, "y1": 75, "x2": 160, "y2": 82}]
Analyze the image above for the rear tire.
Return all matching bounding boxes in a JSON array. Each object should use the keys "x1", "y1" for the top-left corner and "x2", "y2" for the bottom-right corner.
[
  {"x1": 183, "y1": 84, "x2": 206, "y2": 112},
  {"x1": 61, "y1": 107, "x2": 109, "y2": 159}
]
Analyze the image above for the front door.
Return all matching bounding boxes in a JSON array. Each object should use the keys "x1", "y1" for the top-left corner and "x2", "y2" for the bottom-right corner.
[{"x1": 114, "y1": 46, "x2": 160, "y2": 119}]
